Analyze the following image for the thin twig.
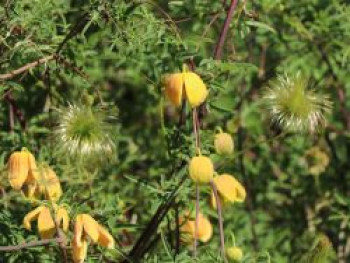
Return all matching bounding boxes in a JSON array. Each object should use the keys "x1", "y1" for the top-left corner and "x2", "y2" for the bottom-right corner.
[
  {"x1": 210, "y1": 181, "x2": 227, "y2": 263},
  {"x1": 0, "y1": 237, "x2": 63, "y2": 252},
  {"x1": 0, "y1": 55, "x2": 54, "y2": 80}
]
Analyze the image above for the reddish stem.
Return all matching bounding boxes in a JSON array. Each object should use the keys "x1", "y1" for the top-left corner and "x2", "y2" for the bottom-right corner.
[{"x1": 213, "y1": 0, "x2": 239, "y2": 59}]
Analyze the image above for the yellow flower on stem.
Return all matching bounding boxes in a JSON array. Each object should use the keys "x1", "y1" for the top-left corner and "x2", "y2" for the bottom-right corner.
[
  {"x1": 24, "y1": 165, "x2": 62, "y2": 202},
  {"x1": 180, "y1": 212, "x2": 213, "y2": 244},
  {"x1": 211, "y1": 174, "x2": 246, "y2": 209},
  {"x1": 8, "y1": 148, "x2": 37, "y2": 190},
  {"x1": 23, "y1": 205, "x2": 69, "y2": 239},
  {"x1": 165, "y1": 70, "x2": 208, "y2": 108},
  {"x1": 189, "y1": 155, "x2": 214, "y2": 184},
  {"x1": 72, "y1": 214, "x2": 115, "y2": 263}
]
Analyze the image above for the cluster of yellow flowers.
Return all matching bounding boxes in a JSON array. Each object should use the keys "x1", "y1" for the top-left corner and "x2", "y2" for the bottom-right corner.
[
  {"x1": 7, "y1": 148, "x2": 114, "y2": 262},
  {"x1": 165, "y1": 69, "x2": 246, "y2": 261}
]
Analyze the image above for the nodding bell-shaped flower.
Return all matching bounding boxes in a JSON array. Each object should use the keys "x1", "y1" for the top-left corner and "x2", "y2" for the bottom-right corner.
[
  {"x1": 180, "y1": 212, "x2": 213, "y2": 244},
  {"x1": 226, "y1": 246, "x2": 243, "y2": 262},
  {"x1": 23, "y1": 205, "x2": 69, "y2": 239},
  {"x1": 214, "y1": 131, "x2": 234, "y2": 155},
  {"x1": 211, "y1": 174, "x2": 246, "y2": 209},
  {"x1": 24, "y1": 165, "x2": 62, "y2": 202},
  {"x1": 8, "y1": 148, "x2": 37, "y2": 190},
  {"x1": 72, "y1": 214, "x2": 115, "y2": 263},
  {"x1": 164, "y1": 67, "x2": 208, "y2": 108},
  {"x1": 189, "y1": 155, "x2": 214, "y2": 184}
]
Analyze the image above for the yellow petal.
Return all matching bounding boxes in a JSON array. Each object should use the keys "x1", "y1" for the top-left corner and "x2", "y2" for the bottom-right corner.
[
  {"x1": 183, "y1": 72, "x2": 208, "y2": 107},
  {"x1": 8, "y1": 151, "x2": 30, "y2": 190},
  {"x1": 44, "y1": 167, "x2": 62, "y2": 202},
  {"x1": 97, "y1": 225, "x2": 115, "y2": 249},
  {"x1": 179, "y1": 213, "x2": 212, "y2": 243},
  {"x1": 72, "y1": 238, "x2": 88, "y2": 263},
  {"x1": 213, "y1": 174, "x2": 246, "y2": 203},
  {"x1": 189, "y1": 156, "x2": 214, "y2": 184},
  {"x1": 57, "y1": 207, "x2": 70, "y2": 232},
  {"x1": 23, "y1": 206, "x2": 44, "y2": 230},
  {"x1": 74, "y1": 215, "x2": 84, "y2": 247},
  {"x1": 37, "y1": 207, "x2": 56, "y2": 239},
  {"x1": 165, "y1": 73, "x2": 184, "y2": 107},
  {"x1": 180, "y1": 218, "x2": 195, "y2": 244},
  {"x1": 22, "y1": 182, "x2": 40, "y2": 200},
  {"x1": 196, "y1": 213, "x2": 213, "y2": 243},
  {"x1": 25, "y1": 152, "x2": 38, "y2": 184},
  {"x1": 81, "y1": 214, "x2": 99, "y2": 243}
]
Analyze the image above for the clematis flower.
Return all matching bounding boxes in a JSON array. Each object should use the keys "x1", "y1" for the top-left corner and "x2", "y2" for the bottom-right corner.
[
  {"x1": 24, "y1": 165, "x2": 62, "y2": 202},
  {"x1": 211, "y1": 174, "x2": 246, "y2": 209},
  {"x1": 8, "y1": 148, "x2": 37, "y2": 190},
  {"x1": 214, "y1": 131, "x2": 234, "y2": 155},
  {"x1": 23, "y1": 205, "x2": 69, "y2": 239},
  {"x1": 165, "y1": 71, "x2": 208, "y2": 108},
  {"x1": 72, "y1": 214, "x2": 115, "y2": 263},
  {"x1": 189, "y1": 155, "x2": 214, "y2": 184},
  {"x1": 180, "y1": 212, "x2": 213, "y2": 244}
]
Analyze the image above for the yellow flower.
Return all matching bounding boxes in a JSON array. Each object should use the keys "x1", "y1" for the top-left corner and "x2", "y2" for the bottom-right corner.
[
  {"x1": 23, "y1": 165, "x2": 62, "y2": 202},
  {"x1": 189, "y1": 156, "x2": 214, "y2": 184},
  {"x1": 23, "y1": 205, "x2": 69, "y2": 239},
  {"x1": 8, "y1": 148, "x2": 37, "y2": 190},
  {"x1": 165, "y1": 72, "x2": 208, "y2": 108},
  {"x1": 211, "y1": 174, "x2": 246, "y2": 209},
  {"x1": 214, "y1": 132, "x2": 234, "y2": 155},
  {"x1": 180, "y1": 212, "x2": 213, "y2": 244},
  {"x1": 226, "y1": 246, "x2": 243, "y2": 262},
  {"x1": 72, "y1": 214, "x2": 115, "y2": 263}
]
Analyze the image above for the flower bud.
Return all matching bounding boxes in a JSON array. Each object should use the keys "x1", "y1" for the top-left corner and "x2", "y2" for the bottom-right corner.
[
  {"x1": 214, "y1": 132, "x2": 234, "y2": 155},
  {"x1": 189, "y1": 156, "x2": 214, "y2": 184},
  {"x1": 226, "y1": 246, "x2": 243, "y2": 262}
]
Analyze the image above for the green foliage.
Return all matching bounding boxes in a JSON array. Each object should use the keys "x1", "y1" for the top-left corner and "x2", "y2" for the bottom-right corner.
[{"x1": 1, "y1": 0, "x2": 350, "y2": 262}]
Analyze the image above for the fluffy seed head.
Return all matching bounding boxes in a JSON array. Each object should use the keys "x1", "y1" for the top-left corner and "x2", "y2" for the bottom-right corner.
[
  {"x1": 263, "y1": 73, "x2": 332, "y2": 133},
  {"x1": 54, "y1": 104, "x2": 116, "y2": 161}
]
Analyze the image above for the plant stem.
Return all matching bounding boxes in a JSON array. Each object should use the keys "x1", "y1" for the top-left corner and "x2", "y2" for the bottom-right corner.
[
  {"x1": 213, "y1": 0, "x2": 239, "y2": 59},
  {"x1": 210, "y1": 180, "x2": 227, "y2": 263},
  {"x1": 192, "y1": 107, "x2": 201, "y2": 258},
  {"x1": 0, "y1": 238, "x2": 63, "y2": 252},
  {"x1": 193, "y1": 184, "x2": 200, "y2": 257}
]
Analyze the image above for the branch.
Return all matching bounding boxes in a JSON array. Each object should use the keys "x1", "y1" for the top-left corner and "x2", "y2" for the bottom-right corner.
[
  {"x1": 0, "y1": 55, "x2": 54, "y2": 81},
  {"x1": 0, "y1": 237, "x2": 63, "y2": 252},
  {"x1": 213, "y1": 0, "x2": 239, "y2": 59}
]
